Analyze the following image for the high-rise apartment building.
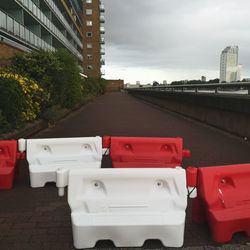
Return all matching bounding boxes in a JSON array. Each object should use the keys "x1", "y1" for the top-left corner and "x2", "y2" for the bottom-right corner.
[
  {"x1": 220, "y1": 46, "x2": 239, "y2": 83},
  {"x1": 82, "y1": 0, "x2": 105, "y2": 77},
  {"x1": 0, "y1": 0, "x2": 104, "y2": 77},
  {"x1": 237, "y1": 64, "x2": 242, "y2": 81}
]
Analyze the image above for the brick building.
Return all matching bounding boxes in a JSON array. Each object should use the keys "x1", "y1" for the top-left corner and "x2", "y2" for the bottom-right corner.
[
  {"x1": 0, "y1": 0, "x2": 104, "y2": 77},
  {"x1": 82, "y1": 0, "x2": 105, "y2": 77},
  {"x1": 106, "y1": 79, "x2": 124, "y2": 92}
]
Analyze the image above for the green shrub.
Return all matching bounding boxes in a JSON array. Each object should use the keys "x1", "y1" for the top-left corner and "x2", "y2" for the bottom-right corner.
[
  {"x1": 9, "y1": 49, "x2": 61, "y2": 90},
  {"x1": 82, "y1": 77, "x2": 107, "y2": 96},
  {"x1": 0, "y1": 76, "x2": 27, "y2": 127},
  {"x1": 0, "y1": 72, "x2": 44, "y2": 128},
  {"x1": 9, "y1": 49, "x2": 83, "y2": 108},
  {"x1": 40, "y1": 106, "x2": 64, "y2": 123},
  {"x1": 53, "y1": 49, "x2": 82, "y2": 108},
  {"x1": 0, "y1": 49, "x2": 107, "y2": 135},
  {"x1": 0, "y1": 110, "x2": 11, "y2": 134}
]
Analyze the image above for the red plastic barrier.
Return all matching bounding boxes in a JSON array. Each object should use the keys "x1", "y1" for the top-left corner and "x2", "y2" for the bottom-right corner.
[
  {"x1": 0, "y1": 140, "x2": 23, "y2": 189},
  {"x1": 196, "y1": 163, "x2": 250, "y2": 242},
  {"x1": 109, "y1": 137, "x2": 190, "y2": 168},
  {"x1": 186, "y1": 166, "x2": 197, "y2": 187},
  {"x1": 102, "y1": 136, "x2": 110, "y2": 148}
]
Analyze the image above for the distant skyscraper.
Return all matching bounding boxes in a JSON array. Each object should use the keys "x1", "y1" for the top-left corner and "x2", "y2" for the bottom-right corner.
[
  {"x1": 220, "y1": 46, "x2": 239, "y2": 83},
  {"x1": 237, "y1": 64, "x2": 242, "y2": 81},
  {"x1": 201, "y1": 76, "x2": 206, "y2": 82}
]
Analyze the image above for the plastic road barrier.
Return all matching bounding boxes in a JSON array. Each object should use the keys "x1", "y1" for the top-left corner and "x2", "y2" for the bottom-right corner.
[
  {"x1": 0, "y1": 140, "x2": 24, "y2": 189},
  {"x1": 191, "y1": 164, "x2": 250, "y2": 242},
  {"x1": 21, "y1": 137, "x2": 102, "y2": 188},
  {"x1": 67, "y1": 168, "x2": 187, "y2": 248},
  {"x1": 109, "y1": 136, "x2": 190, "y2": 168}
]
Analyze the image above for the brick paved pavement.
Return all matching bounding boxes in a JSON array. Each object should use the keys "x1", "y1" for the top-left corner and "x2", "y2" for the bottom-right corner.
[{"x1": 1, "y1": 92, "x2": 250, "y2": 250}]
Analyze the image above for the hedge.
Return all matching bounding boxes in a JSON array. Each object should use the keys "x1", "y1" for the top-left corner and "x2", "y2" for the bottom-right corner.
[{"x1": 0, "y1": 49, "x2": 107, "y2": 135}]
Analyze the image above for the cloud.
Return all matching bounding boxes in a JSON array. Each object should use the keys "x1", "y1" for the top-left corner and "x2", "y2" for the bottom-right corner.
[{"x1": 103, "y1": 0, "x2": 250, "y2": 83}]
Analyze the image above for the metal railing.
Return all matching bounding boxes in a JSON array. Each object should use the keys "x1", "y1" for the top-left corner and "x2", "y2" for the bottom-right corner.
[
  {"x1": 126, "y1": 82, "x2": 250, "y2": 95},
  {"x1": 100, "y1": 26, "x2": 105, "y2": 34},
  {"x1": 100, "y1": 4, "x2": 105, "y2": 12},
  {"x1": 16, "y1": 0, "x2": 83, "y2": 61},
  {"x1": 0, "y1": 9, "x2": 55, "y2": 51}
]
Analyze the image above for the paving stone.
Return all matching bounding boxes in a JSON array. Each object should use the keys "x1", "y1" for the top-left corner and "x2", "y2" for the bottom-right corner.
[{"x1": 1, "y1": 92, "x2": 250, "y2": 249}]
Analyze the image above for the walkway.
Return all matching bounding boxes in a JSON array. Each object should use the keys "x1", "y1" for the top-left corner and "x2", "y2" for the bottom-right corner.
[{"x1": 1, "y1": 92, "x2": 250, "y2": 250}]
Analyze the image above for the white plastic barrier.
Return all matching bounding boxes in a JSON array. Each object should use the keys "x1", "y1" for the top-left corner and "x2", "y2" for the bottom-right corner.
[
  {"x1": 67, "y1": 168, "x2": 187, "y2": 249},
  {"x1": 24, "y1": 137, "x2": 102, "y2": 188}
]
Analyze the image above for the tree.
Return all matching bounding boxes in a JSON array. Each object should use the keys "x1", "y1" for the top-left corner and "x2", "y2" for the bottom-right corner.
[{"x1": 208, "y1": 78, "x2": 220, "y2": 83}]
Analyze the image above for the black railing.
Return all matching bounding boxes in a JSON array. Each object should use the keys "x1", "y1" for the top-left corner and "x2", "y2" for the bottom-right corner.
[{"x1": 126, "y1": 82, "x2": 250, "y2": 95}]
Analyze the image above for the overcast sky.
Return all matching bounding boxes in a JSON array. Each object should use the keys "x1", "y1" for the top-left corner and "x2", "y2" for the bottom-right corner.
[{"x1": 102, "y1": 0, "x2": 250, "y2": 84}]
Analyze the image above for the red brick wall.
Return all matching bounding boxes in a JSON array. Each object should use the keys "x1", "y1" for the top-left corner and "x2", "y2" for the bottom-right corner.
[
  {"x1": 106, "y1": 79, "x2": 124, "y2": 92},
  {"x1": 0, "y1": 42, "x2": 22, "y2": 66}
]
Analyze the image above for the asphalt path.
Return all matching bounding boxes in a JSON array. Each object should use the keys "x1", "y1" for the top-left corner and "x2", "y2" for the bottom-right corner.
[{"x1": 1, "y1": 92, "x2": 250, "y2": 250}]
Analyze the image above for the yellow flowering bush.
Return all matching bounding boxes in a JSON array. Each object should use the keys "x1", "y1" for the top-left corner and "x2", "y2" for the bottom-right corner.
[{"x1": 0, "y1": 72, "x2": 44, "y2": 127}]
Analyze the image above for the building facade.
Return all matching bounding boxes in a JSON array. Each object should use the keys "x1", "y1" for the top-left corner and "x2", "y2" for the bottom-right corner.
[
  {"x1": 106, "y1": 79, "x2": 124, "y2": 92},
  {"x1": 82, "y1": 0, "x2": 104, "y2": 77},
  {"x1": 237, "y1": 64, "x2": 242, "y2": 81},
  {"x1": 0, "y1": 0, "x2": 104, "y2": 77},
  {"x1": 201, "y1": 76, "x2": 206, "y2": 82},
  {"x1": 220, "y1": 46, "x2": 239, "y2": 83}
]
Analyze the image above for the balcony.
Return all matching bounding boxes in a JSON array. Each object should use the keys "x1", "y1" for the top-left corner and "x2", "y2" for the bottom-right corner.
[
  {"x1": 100, "y1": 59, "x2": 105, "y2": 65},
  {"x1": 16, "y1": 0, "x2": 83, "y2": 61},
  {"x1": 0, "y1": 9, "x2": 55, "y2": 51},
  {"x1": 100, "y1": 26, "x2": 105, "y2": 34},
  {"x1": 100, "y1": 37, "x2": 105, "y2": 44},
  {"x1": 100, "y1": 48, "x2": 105, "y2": 55},
  {"x1": 99, "y1": 4, "x2": 105, "y2": 12},
  {"x1": 100, "y1": 15, "x2": 105, "y2": 23},
  {"x1": 43, "y1": 0, "x2": 82, "y2": 48}
]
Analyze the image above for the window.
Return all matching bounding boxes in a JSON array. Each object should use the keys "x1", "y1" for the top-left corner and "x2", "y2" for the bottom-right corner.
[
  {"x1": 87, "y1": 54, "x2": 93, "y2": 60},
  {"x1": 86, "y1": 9, "x2": 92, "y2": 15},
  {"x1": 86, "y1": 0, "x2": 92, "y2": 4},
  {"x1": 87, "y1": 43, "x2": 92, "y2": 48},
  {"x1": 87, "y1": 65, "x2": 93, "y2": 71},
  {"x1": 86, "y1": 21, "x2": 92, "y2": 26},
  {"x1": 86, "y1": 32, "x2": 92, "y2": 37}
]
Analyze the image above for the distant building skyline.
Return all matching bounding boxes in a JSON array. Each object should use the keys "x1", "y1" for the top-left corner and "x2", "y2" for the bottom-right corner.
[
  {"x1": 237, "y1": 64, "x2": 242, "y2": 81},
  {"x1": 220, "y1": 46, "x2": 241, "y2": 82},
  {"x1": 201, "y1": 76, "x2": 206, "y2": 82}
]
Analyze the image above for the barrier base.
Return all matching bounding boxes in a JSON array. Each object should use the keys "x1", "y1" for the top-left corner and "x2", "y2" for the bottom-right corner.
[
  {"x1": 29, "y1": 167, "x2": 57, "y2": 187},
  {"x1": 208, "y1": 207, "x2": 250, "y2": 242},
  {"x1": 71, "y1": 212, "x2": 185, "y2": 248},
  {"x1": 0, "y1": 168, "x2": 14, "y2": 189}
]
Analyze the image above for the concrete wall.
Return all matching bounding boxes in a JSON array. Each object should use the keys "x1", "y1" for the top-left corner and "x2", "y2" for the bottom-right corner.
[
  {"x1": 128, "y1": 90, "x2": 250, "y2": 138},
  {"x1": 106, "y1": 79, "x2": 124, "y2": 92}
]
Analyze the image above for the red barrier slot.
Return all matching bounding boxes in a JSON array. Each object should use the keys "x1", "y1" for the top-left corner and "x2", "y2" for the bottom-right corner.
[
  {"x1": 110, "y1": 137, "x2": 190, "y2": 168},
  {"x1": 0, "y1": 140, "x2": 19, "y2": 189},
  {"x1": 186, "y1": 167, "x2": 197, "y2": 187},
  {"x1": 102, "y1": 136, "x2": 110, "y2": 148}
]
